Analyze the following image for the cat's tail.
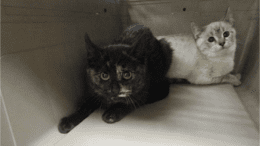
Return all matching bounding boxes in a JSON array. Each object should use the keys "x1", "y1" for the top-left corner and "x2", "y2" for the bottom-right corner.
[{"x1": 168, "y1": 78, "x2": 191, "y2": 84}]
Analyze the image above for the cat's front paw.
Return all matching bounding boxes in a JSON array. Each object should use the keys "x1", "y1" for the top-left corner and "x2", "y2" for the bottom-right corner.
[
  {"x1": 222, "y1": 74, "x2": 241, "y2": 86},
  {"x1": 235, "y1": 73, "x2": 241, "y2": 80},
  {"x1": 58, "y1": 117, "x2": 75, "y2": 134},
  {"x1": 230, "y1": 74, "x2": 242, "y2": 86},
  {"x1": 232, "y1": 79, "x2": 241, "y2": 86},
  {"x1": 102, "y1": 111, "x2": 121, "y2": 124}
]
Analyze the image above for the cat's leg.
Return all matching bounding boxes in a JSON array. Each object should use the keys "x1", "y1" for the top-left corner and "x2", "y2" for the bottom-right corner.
[
  {"x1": 187, "y1": 71, "x2": 241, "y2": 86},
  {"x1": 198, "y1": 74, "x2": 241, "y2": 86},
  {"x1": 102, "y1": 103, "x2": 133, "y2": 123},
  {"x1": 146, "y1": 80, "x2": 170, "y2": 104},
  {"x1": 220, "y1": 73, "x2": 241, "y2": 86},
  {"x1": 235, "y1": 73, "x2": 241, "y2": 80},
  {"x1": 188, "y1": 73, "x2": 241, "y2": 86},
  {"x1": 58, "y1": 98, "x2": 101, "y2": 134}
]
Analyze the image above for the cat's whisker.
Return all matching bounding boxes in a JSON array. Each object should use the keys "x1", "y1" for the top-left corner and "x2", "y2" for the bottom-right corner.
[
  {"x1": 128, "y1": 97, "x2": 137, "y2": 109},
  {"x1": 127, "y1": 97, "x2": 134, "y2": 109},
  {"x1": 125, "y1": 96, "x2": 130, "y2": 105},
  {"x1": 131, "y1": 97, "x2": 142, "y2": 108},
  {"x1": 133, "y1": 96, "x2": 143, "y2": 108},
  {"x1": 98, "y1": 103, "x2": 103, "y2": 116}
]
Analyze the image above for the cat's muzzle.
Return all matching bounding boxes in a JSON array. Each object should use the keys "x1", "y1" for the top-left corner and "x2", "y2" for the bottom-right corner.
[{"x1": 118, "y1": 92, "x2": 131, "y2": 97}]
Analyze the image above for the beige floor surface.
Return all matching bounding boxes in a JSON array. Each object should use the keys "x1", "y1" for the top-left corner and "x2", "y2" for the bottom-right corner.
[{"x1": 55, "y1": 84, "x2": 259, "y2": 146}]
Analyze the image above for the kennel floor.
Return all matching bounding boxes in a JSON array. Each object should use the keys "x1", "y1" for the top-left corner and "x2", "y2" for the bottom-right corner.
[{"x1": 54, "y1": 84, "x2": 259, "y2": 146}]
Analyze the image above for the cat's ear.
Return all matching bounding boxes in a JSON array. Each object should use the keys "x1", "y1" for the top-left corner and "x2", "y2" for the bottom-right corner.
[
  {"x1": 85, "y1": 33, "x2": 102, "y2": 59},
  {"x1": 130, "y1": 30, "x2": 152, "y2": 63},
  {"x1": 221, "y1": 7, "x2": 235, "y2": 25},
  {"x1": 191, "y1": 22, "x2": 201, "y2": 39}
]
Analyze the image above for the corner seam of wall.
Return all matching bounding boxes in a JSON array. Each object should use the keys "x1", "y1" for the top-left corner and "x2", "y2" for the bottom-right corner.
[{"x1": 1, "y1": 94, "x2": 18, "y2": 146}]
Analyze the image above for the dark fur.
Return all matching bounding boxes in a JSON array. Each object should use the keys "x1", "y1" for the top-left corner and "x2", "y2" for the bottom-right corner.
[{"x1": 58, "y1": 24, "x2": 172, "y2": 134}]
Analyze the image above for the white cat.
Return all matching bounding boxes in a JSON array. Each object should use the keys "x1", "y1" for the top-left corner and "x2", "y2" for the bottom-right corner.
[{"x1": 157, "y1": 7, "x2": 241, "y2": 86}]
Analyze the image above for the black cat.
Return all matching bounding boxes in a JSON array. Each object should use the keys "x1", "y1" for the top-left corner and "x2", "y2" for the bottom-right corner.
[{"x1": 58, "y1": 24, "x2": 172, "y2": 134}]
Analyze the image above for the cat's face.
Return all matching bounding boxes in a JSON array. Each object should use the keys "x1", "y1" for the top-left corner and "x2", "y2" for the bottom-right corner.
[
  {"x1": 191, "y1": 7, "x2": 236, "y2": 57},
  {"x1": 85, "y1": 37, "x2": 148, "y2": 107},
  {"x1": 195, "y1": 22, "x2": 236, "y2": 57}
]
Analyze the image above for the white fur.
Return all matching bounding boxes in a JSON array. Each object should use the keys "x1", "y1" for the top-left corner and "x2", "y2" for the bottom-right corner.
[
  {"x1": 157, "y1": 34, "x2": 198, "y2": 79},
  {"x1": 157, "y1": 9, "x2": 241, "y2": 86}
]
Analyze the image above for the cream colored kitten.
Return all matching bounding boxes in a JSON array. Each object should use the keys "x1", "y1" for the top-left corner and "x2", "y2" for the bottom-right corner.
[{"x1": 157, "y1": 7, "x2": 241, "y2": 86}]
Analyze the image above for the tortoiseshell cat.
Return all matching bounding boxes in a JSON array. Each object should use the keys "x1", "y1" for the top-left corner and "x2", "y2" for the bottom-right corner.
[
  {"x1": 58, "y1": 24, "x2": 172, "y2": 133},
  {"x1": 157, "y1": 7, "x2": 241, "y2": 86}
]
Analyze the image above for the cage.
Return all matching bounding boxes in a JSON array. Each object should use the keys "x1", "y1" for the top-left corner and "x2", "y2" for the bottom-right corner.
[{"x1": 1, "y1": 0, "x2": 259, "y2": 146}]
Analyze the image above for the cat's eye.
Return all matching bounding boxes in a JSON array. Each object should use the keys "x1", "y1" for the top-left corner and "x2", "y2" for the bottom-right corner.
[
  {"x1": 208, "y1": 37, "x2": 215, "y2": 42},
  {"x1": 223, "y1": 31, "x2": 230, "y2": 37},
  {"x1": 123, "y1": 71, "x2": 132, "y2": 80},
  {"x1": 100, "y1": 72, "x2": 110, "y2": 80}
]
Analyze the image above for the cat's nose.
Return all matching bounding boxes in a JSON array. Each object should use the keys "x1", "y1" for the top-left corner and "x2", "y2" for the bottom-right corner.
[
  {"x1": 111, "y1": 83, "x2": 120, "y2": 95},
  {"x1": 219, "y1": 42, "x2": 225, "y2": 47}
]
